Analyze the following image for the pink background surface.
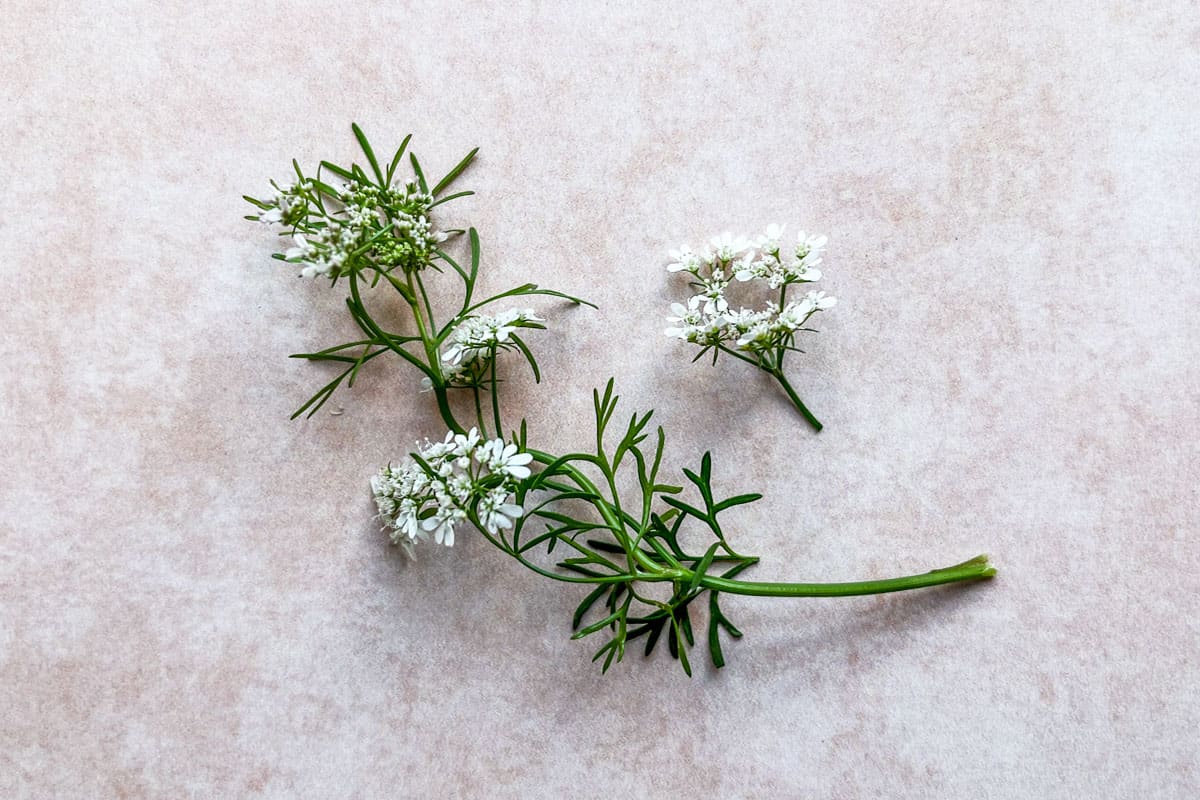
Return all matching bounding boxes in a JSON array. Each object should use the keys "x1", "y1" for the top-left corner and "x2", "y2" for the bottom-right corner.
[{"x1": 2, "y1": 2, "x2": 1198, "y2": 797}]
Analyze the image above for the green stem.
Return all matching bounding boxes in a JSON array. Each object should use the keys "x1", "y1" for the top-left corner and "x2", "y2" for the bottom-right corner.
[
  {"x1": 777, "y1": 283, "x2": 789, "y2": 371},
  {"x1": 471, "y1": 385, "x2": 487, "y2": 433},
  {"x1": 488, "y1": 345, "x2": 502, "y2": 436},
  {"x1": 414, "y1": 271, "x2": 438, "y2": 333},
  {"x1": 770, "y1": 367, "x2": 822, "y2": 432},
  {"x1": 404, "y1": 270, "x2": 439, "y2": 367},
  {"x1": 379, "y1": 266, "x2": 465, "y2": 435},
  {"x1": 697, "y1": 554, "x2": 995, "y2": 597},
  {"x1": 434, "y1": 386, "x2": 464, "y2": 434}
]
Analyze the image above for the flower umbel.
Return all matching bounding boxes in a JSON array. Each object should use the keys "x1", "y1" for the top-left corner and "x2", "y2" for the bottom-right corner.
[
  {"x1": 247, "y1": 162, "x2": 445, "y2": 279},
  {"x1": 372, "y1": 428, "x2": 529, "y2": 556},
  {"x1": 664, "y1": 224, "x2": 837, "y2": 431},
  {"x1": 442, "y1": 309, "x2": 544, "y2": 367}
]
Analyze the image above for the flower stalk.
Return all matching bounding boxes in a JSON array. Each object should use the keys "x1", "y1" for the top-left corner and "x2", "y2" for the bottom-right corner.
[
  {"x1": 246, "y1": 124, "x2": 995, "y2": 675},
  {"x1": 769, "y1": 367, "x2": 823, "y2": 432}
]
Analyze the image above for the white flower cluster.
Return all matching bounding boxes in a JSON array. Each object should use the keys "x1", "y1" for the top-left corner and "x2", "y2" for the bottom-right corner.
[
  {"x1": 256, "y1": 181, "x2": 309, "y2": 227},
  {"x1": 371, "y1": 428, "x2": 533, "y2": 556},
  {"x1": 664, "y1": 225, "x2": 836, "y2": 355},
  {"x1": 256, "y1": 178, "x2": 446, "y2": 279},
  {"x1": 444, "y1": 308, "x2": 542, "y2": 365},
  {"x1": 423, "y1": 308, "x2": 544, "y2": 390}
]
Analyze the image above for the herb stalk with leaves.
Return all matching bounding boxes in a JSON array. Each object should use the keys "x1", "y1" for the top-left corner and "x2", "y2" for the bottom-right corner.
[{"x1": 245, "y1": 125, "x2": 996, "y2": 675}]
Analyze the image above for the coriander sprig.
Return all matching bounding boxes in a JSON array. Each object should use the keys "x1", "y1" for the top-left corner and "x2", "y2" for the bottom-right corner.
[
  {"x1": 664, "y1": 227, "x2": 835, "y2": 430},
  {"x1": 246, "y1": 124, "x2": 995, "y2": 675}
]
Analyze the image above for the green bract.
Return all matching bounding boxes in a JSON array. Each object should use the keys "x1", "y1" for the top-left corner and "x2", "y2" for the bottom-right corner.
[{"x1": 246, "y1": 124, "x2": 996, "y2": 676}]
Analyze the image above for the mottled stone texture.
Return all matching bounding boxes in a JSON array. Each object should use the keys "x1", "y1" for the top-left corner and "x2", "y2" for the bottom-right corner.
[{"x1": 1, "y1": 1, "x2": 1197, "y2": 797}]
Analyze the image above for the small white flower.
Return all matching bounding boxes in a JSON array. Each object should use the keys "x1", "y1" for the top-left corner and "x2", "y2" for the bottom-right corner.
[
  {"x1": 736, "y1": 321, "x2": 774, "y2": 351},
  {"x1": 284, "y1": 233, "x2": 314, "y2": 261},
  {"x1": 422, "y1": 505, "x2": 466, "y2": 546},
  {"x1": 710, "y1": 232, "x2": 752, "y2": 263},
  {"x1": 722, "y1": 307, "x2": 771, "y2": 335},
  {"x1": 299, "y1": 262, "x2": 330, "y2": 279},
  {"x1": 794, "y1": 231, "x2": 828, "y2": 261},
  {"x1": 664, "y1": 297, "x2": 705, "y2": 339},
  {"x1": 774, "y1": 300, "x2": 810, "y2": 331},
  {"x1": 734, "y1": 256, "x2": 766, "y2": 283},
  {"x1": 479, "y1": 488, "x2": 524, "y2": 534},
  {"x1": 797, "y1": 290, "x2": 837, "y2": 315},
  {"x1": 667, "y1": 246, "x2": 703, "y2": 274},
  {"x1": 394, "y1": 501, "x2": 422, "y2": 541},
  {"x1": 694, "y1": 290, "x2": 728, "y2": 316},
  {"x1": 424, "y1": 431, "x2": 455, "y2": 460},
  {"x1": 756, "y1": 223, "x2": 785, "y2": 255},
  {"x1": 452, "y1": 428, "x2": 482, "y2": 458},
  {"x1": 447, "y1": 474, "x2": 474, "y2": 502},
  {"x1": 793, "y1": 265, "x2": 822, "y2": 283},
  {"x1": 483, "y1": 439, "x2": 534, "y2": 480},
  {"x1": 257, "y1": 184, "x2": 296, "y2": 224},
  {"x1": 809, "y1": 290, "x2": 836, "y2": 310},
  {"x1": 694, "y1": 270, "x2": 730, "y2": 315}
]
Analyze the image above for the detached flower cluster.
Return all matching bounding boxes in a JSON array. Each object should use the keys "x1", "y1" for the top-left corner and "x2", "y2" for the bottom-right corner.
[
  {"x1": 664, "y1": 225, "x2": 835, "y2": 357},
  {"x1": 254, "y1": 178, "x2": 446, "y2": 279},
  {"x1": 371, "y1": 428, "x2": 532, "y2": 557},
  {"x1": 424, "y1": 308, "x2": 545, "y2": 390}
]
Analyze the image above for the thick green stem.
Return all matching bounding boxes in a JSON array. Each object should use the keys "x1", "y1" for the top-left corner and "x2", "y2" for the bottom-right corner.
[
  {"x1": 771, "y1": 367, "x2": 823, "y2": 432},
  {"x1": 697, "y1": 554, "x2": 995, "y2": 597},
  {"x1": 434, "y1": 387, "x2": 465, "y2": 434},
  {"x1": 488, "y1": 345, "x2": 502, "y2": 436}
]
